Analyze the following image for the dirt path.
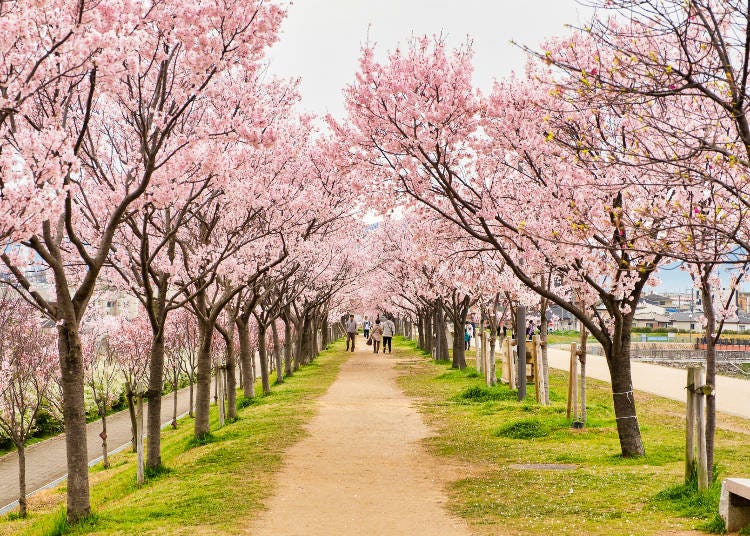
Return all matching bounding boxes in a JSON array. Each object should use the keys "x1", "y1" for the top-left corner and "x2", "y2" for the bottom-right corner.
[{"x1": 248, "y1": 342, "x2": 472, "y2": 536}]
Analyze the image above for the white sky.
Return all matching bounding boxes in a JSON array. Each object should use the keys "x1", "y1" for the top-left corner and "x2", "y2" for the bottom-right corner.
[
  {"x1": 264, "y1": 1, "x2": 705, "y2": 293},
  {"x1": 267, "y1": 0, "x2": 595, "y2": 118}
]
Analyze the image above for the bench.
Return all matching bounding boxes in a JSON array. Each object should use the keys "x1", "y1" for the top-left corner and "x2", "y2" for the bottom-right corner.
[{"x1": 720, "y1": 478, "x2": 750, "y2": 532}]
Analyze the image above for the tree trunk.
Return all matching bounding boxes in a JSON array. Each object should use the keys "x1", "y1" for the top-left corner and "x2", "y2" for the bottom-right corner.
[
  {"x1": 310, "y1": 313, "x2": 320, "y2": 358},
  {"x1": 102, "y1": 411, "x2": 110, "y2": 468},
  {"x1": 580, "y1": 323, "x2": 588, "y2": 423},
  {"x1": 57, "y1": 323, "x2": 91, "y2": 522},
  {"x1": 172, "y1": 368, "x2": 179, "y2": 428},
  {"x1": 539, "y1": 289, "x2": 550, "y2": 405},
  {"x1": 436, "y1": 304, "x2": 449, "y2": 361},
  {"x1": 189, "y1": 379, "x2": 194, "y2": 418},
  {"x1": 127, "y1": 389, "x2": 137, "y2": 452},
  {"x1": 283, "y1": 316, "x2": 293, "y2": 377},
  {"x1": 606, "y1": 319, "x2": 645, "y2": 457},
  {"x1": 293, "y1": 319, "x2": 304, "y2": 371},
  {"x1": 451, "y1": 314, "x2": 467, "y2": 369},
  {"x1": 449, "y1": 298, "x2": 469, "y2": 369},
  {"x1": 321, "y1": 315, "x2": 329, "y2": 349},
  {"x1": 417, "y1": 312, "x2": 425, "y2": 349},
  {"x1": 146, "y1": 331, "x2": 165, "y2": 470},
  {"x1": 300, "y1": 314, "x2": 314, "y2": 366},
  {"x1": 701, "y1": 281, "x2": 716, "y2": 483},
  {"x1": 225, "y1": 320, "x2": 238, "y2": 420},
  {"x1": 17, "y1": 443, "x2": 26, "y2": 517},
  {"x1": 488, "y1": 327, "x2": 497, "y2": 386},
  {"x1": 432, "y1": 306, "x2": 440, "y2": 359},
  {"x1": 424, "y1": 307, "x2": 433, "y2": 355},
  {"x1": 136, "y1": 394, "x2": 144, "y2": 486},
  {"x1": 194, "y1": 318, "x2": 214, "y2": 438},
  {"x1": 271, "y1": 321, "x2": 283, "y2": 384},
  {"x1": 237, "y1": 316, "x2": 255, "y2": 398},
  {"x1": 213, "y1": 362, "x2": 218, "y2": 406},
  {"x1": 258, "y1": 324, "x2": 271, "y2": 395},
  {"x1": 217, "y1": 365, "x2": 225, "y2": 428}
]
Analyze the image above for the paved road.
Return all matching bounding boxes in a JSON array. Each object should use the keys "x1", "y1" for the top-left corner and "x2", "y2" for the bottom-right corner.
[
  {"x1": 547, "y1": 346, "x2": 750, "y2": 419},
  {"x1": 0, "y1": 384, "x2": 195, "y2": 512}
]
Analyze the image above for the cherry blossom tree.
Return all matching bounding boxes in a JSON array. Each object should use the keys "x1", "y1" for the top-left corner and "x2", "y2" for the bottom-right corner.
[
  {"x1": 108, "y1": 309, "x2": 151, "y2": 483},
  {"x1": 1, "y1": 0, "x2": 287, "y2": 519},
  {"x1": 338, "y1": 37, "x2": 679, "y2": 456},
  {"x1": 534, "y1": 0, "x2": 750, "y2": 477},
  {"x1": 81, "y1": 313, "x2": 121, "y2": 469},
  {"x1": 0, "y1": 288, "x2": 57, "y2": 517}
]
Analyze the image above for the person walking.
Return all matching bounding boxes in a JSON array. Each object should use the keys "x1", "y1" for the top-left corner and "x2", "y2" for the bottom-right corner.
[
  {"x1": 344, "y1": 314, "x2": 357, "y2": 352},
  {"x1": 370, "y1": 319, "x2": 384, "y2": 354},
  {"x1": 526, "y1": 320, "x2": 535, "y2": 340},
  {"x1": 363, "y1": 316, "x2": 372, "y2": 339},
  {"x1": 382, "y1": 316, "x2": 396, "y2": 353},
  {"x1": 465, "y1": 321, "x2": 474, "y2": 350}
]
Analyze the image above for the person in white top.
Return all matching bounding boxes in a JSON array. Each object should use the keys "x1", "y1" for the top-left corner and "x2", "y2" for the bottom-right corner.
[
  {"x1": 363, "y1": 316, "x2": 372, "y2": 339},
  {"x1": 382, "y1": 317, "x2": 396, "y2": 353},
  {"x1": 465, "y1": 321, "x2": 474, "y2": 350}
]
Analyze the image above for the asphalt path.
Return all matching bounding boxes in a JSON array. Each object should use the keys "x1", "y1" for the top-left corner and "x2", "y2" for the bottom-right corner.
[
  {"x1": 547, "y1": 346, "x2": 750, "y2": 419},
  {"x1": 0, "y1": 384, "x2": 195, "y2": 514}
]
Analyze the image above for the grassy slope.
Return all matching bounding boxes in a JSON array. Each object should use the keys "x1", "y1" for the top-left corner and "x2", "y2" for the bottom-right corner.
[
  {"x1": 394, "y1": 337, "x2": 750, "y2": 536},
  {"x1": 1, "y1": 341, "x2": 349, "y2": 536}
]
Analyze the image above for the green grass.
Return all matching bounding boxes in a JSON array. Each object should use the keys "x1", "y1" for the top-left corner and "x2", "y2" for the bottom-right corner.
[
  {"x1": 0, "y1": 340, "x2": 350, "y2": 536},
  {"x1": 394, "y1": 339, "x2": 750, "y2": 536}
]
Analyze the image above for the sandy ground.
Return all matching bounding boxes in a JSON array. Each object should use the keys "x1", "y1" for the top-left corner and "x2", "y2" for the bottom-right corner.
[{"x1": 247, "y1": 343, "x2": 472, "y2": 536}]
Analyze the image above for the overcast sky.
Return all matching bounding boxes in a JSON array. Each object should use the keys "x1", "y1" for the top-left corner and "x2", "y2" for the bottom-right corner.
[
  {"x1": 267, "y1": 0, "x2": 595, "y2": 117},
  {"x1": 264, "y1": 1, "x2": 706, "y2": 292}
]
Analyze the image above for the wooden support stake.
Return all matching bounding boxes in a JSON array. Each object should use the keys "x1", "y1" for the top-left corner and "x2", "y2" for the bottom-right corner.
[
  {"x1": 501, "y1": 337, "x2": 510, "y2": 384},
  {"x1": 685, "y1": 367, "x2": 696, "y2": 484},
  {"x1": 483, "y1": 328, "x2": 490, "y2": 386},
  {"x1": 695, "y1": 366, "x2": 709, "y2": 490},
  {"x1": 567, "y1": 343, "x2": 578, "y2": 420},
  {"x1": 533, "y1": 336, "x2": 546, "y2": 404}
]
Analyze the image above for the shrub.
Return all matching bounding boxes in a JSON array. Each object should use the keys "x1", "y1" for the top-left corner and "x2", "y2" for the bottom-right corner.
[
  {"x1": 494, "y1": 418, "x2": 549, "y2": 439},
  {"x1": 34, "y1": 407, "x2": 64, "y2": 437},
  {"x1": 456, "y1": 385, "x2": 515, "y2": 402}
]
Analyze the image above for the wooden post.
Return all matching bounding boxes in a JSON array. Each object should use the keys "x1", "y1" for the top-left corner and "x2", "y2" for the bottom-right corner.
[
  {"x1": 488, "y1": 332, "x2": 497, "y2": 386},
  {"x1": 482, "y1": 328, "x2": 490, "y2": 386},
  {"x1": 136, "y1": 393, "x2": 144, "y2": 486},
  {"x1": 533, "y1": 335, "x2": 546, "y2": 404},
  {"x1": 474, "y1": 322, "x2": 484, "y2": 374},
  {"x1": 579, "y1": 324, "x2": 588, "y2": 424},
  {"x1": 695, "y1": 366, "x2": 709, "y2": 490},
  {"x1": 501, "y1": 337, "x2": 510, "y2": 384},
  {"x1": 686, "y1": 367, "x2": 696, "y2": 484},
  {"x1": 475, "y1": 325, "x2": 482, "y2": 373},
  {"x1": 567, "y1": 343, "x2": 578, "y2": 420},
  {"x1": 517, "y1": 306, "x2": 526, "y2": 401}
]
